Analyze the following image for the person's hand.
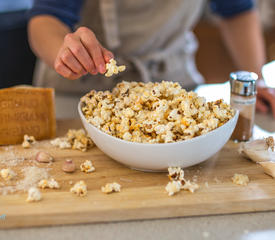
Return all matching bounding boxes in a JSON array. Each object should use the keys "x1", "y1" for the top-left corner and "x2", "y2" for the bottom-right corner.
[
  {"x1": 256, "y1": 86, "x2": 275, "y2": 118},
  {"x1": 54, "y1": 27, "x2": 114, "y2": 80}
]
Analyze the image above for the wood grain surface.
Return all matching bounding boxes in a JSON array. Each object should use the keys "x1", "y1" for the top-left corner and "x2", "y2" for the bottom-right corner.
[{"x1": 0, "y1": 119, "x2": 275, "y2": 229}]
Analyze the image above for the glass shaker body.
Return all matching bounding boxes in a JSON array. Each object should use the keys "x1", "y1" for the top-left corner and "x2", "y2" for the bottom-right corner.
[
  {"x1": 230, "y1": 71, "x2": 257, "y2": 141},
  {"x1": 230, "y1": 93, "x2": 256, "y2": 141}
]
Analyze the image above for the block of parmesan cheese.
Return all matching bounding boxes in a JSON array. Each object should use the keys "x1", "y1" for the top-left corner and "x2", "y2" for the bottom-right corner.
[{"x1": 0, "y1": 86, "x2": 56, "y2": 145}]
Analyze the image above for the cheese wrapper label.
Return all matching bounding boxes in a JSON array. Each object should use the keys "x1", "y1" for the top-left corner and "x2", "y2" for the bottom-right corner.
[{"x1": 0, "y1": 87, "x2": 56, "y2": 145}]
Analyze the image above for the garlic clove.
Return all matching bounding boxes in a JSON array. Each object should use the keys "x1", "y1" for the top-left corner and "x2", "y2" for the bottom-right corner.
[
  {"x1": 240, "y1": 138, "x2": 275, "y2": 163},
  {"x1": 62, "y1": 159, "x2": 76, "y2": 173},
  {"x1": 259, "y1": 161, "x2": 275, "y2": 178},
  {"x1": 35, "y1": 151, "x2": 54, "y2": 163}
]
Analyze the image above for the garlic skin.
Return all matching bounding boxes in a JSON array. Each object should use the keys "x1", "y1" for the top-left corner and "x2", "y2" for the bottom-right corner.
[
  {"x1": 35, "y1": 151, "x2": 54, "y2": 163},
  {"x1": 62, "y1": 159, "x2": 76, "y2": 173},
  {"x1": 259, "y1": 161, "x2": 275, "y2": 178}
]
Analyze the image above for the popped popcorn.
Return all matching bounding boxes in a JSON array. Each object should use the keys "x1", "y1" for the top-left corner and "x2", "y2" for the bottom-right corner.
[
  {"x1": 51, "y1": 129, "x2": 94, "y2": 151},
  {"x1": 38, "y1": 178, "x2": 60, "y2": 189},
  {"x1": 22, "y1": 135, "x2": 36, "y2": 148},
  {"x1": 166, "y1": 166, "x2": 199, "y2": 196},
  {"x1": 0, "y1": 168, "x2": 16, "y2": 181},
  {"x1": 168, "y1": 167, "x2": 184, "y2": 181},
  {"x1": 80, "y1": 160, "x2": 95, "y2": 173},
  {"x1": 105, "y1": 58, "x2": 126, "y2": 77},
  {"x1": 26, "y1": 187, "x2": 42, "y2": 202},
  {"x1": 232, "y1": 173, "x2": 249, "y2": 186},
  {"x1": 101, "y1": 182, "x2": 121, "y2": 194},
  {"x1": 81, "y1": 81, "x2": 234, "y2": 144},
  {"x1": 70, "y1": 180, "x2": 87, "y2": 197},
  {"x1": 165, "y1": 181, "x2": 181, "y2": 196}
]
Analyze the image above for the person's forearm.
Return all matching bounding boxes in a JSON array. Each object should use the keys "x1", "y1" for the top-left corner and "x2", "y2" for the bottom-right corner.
[
  {"x1": 218, "y1": 10, "x2": 266, "y2": 77},
  {"x1": 28, "y1": 15, "x2": 71, "y2": 68}
]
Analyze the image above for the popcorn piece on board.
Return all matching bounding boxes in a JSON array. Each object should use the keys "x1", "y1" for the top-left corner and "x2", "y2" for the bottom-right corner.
[
  {"x1": 101, "y1": 182, "x2": 121, "y2": 194},
  {"x1": 38, "y1": 178, "x2": 60, "y2": 189},
  {"x1": 50, "y1": 129, "x2": 94, "y2": 151},
  {"x1": 168, "y1": 167, "x2": 184, "y2": 181},
  {"x1": 165, "y1": 181, "x2": 181, "y2": 196},
  {"x1": 22, "y1": 135, "x2": 36, "y2": 148},
  {"x1": 70, "y1": 181, "x2": 87, "y2": 197},
  {"x1": 80, "y1": 160, "x2": 95, "y2": 173},
  {"x1": 26, "y1": 187, "x2": 42, "y2": 202}
]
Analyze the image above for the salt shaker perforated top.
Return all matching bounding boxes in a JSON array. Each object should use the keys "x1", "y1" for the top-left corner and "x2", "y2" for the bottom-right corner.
[{"x1": 230, "y1": 71, "x2": 257, "y2": 141}]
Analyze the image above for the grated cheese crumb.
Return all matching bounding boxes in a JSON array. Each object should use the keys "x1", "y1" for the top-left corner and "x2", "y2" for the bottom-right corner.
[
  {"x1": 232, "y1": 173, "x2": 249, "y2": 186},
  {"x1": 181, "y1": 180, "x2": 199, "y2": 193},
  {"x1": 16, "y1": 166, "x2": 49, "y2": 191}
]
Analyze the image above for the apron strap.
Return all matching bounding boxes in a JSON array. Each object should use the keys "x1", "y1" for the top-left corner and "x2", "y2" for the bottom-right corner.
[{"x1": 99, "y1": 0, "x2": 121, "y2": 50}]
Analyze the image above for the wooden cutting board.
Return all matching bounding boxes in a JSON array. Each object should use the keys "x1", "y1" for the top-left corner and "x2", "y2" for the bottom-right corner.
[{"x1": 1, "y1": 119, "x2": 275, "y2": 229}]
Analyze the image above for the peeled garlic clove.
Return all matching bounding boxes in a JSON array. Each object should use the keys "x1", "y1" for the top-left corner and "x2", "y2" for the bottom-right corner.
[
  {"x1": 35, "y1": 151, "x2": 54, "y2": 163},
  {"x1": 62, "y1": 159, "x2": 76, "y2": 173},
  {"x1": 259, "y1": 161, "x2": 275, "y2": 178},
  {"x1": 240, "y1": 138, "x2": 275, "y2": 163}
]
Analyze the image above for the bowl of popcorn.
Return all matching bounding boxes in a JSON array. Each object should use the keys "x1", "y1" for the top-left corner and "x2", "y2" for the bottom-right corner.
[{"x1": 78, "y1": 81, "x2": 238, "y2": 171}]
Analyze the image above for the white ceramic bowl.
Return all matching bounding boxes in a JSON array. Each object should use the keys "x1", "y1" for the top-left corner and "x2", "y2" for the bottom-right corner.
[{"x1": 78, "y1": 103, "x2": 239, "y2": 171}]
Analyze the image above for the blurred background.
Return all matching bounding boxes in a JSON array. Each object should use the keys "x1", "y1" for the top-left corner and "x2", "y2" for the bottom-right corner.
[
  {"x1": 0, "y1": 0, "x2": 274, "y2": 89},
  {"x1": 196, "y1": 0, "x2": 275, "y2": 84},
  {"x1": 0, "y1": 0, "x2": 35, "y2": 88}
]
